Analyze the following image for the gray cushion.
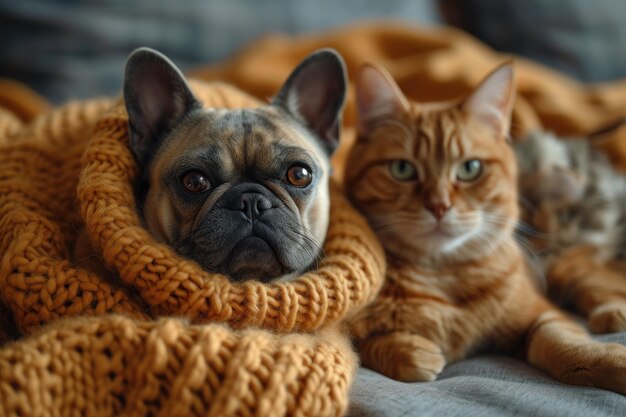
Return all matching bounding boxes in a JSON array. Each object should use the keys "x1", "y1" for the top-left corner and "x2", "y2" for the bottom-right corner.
[{"x1": 348, "y1": 331, "x2": 626, "y2": 417}]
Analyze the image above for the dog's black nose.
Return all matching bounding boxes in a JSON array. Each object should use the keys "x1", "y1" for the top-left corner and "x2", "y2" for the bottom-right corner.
[
  {"x1": 222, "y1": 183, "x2": 277, "y2": 220},
  {"x1": 233, "y1": 192, "x2": 273, "y2": 220}
]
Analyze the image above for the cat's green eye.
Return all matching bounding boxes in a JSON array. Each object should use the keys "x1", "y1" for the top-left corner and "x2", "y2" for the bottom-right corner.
[
  {"x1": 389, "y1": 160, "x2": 417, "y2": 181},
  {"x1": 456, "y1": 159, "x2": 483, "y2": 182}
]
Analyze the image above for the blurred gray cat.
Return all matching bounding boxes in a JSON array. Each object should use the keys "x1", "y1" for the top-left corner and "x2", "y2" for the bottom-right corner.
[{"x1": 515, "y1": 130, "x2": 626, "y2": 333}]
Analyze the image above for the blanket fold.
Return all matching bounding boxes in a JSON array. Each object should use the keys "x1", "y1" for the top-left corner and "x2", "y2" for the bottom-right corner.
[{"x1": 0, "y1": 315, "x2": 356, "y2": 417}]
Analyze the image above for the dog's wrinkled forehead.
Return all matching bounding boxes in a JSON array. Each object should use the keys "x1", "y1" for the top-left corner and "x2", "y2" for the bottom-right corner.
[{"x1": 151, "y1": 107, "x2": 328, "y2": 180}]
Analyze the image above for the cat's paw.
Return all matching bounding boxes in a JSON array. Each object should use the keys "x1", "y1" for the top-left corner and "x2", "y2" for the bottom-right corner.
[
  {"x1": 589, "y1": 302, "x2": 626, "y2": 333},
  {"x1": 360, "y1": 333, "x2": 446, "y2": 382},
  {"x1": 560, "y1": 342, "x2": 626, "y2": 395}
]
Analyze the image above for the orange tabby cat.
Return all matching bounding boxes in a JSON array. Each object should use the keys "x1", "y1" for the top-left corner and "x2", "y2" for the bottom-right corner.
[{"x1": 345, "y1": 63, "x2": 626, "y2": 393}]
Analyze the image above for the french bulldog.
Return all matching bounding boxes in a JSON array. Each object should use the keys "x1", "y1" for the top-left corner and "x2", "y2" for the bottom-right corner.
[{"x1": 123, "y1": 47, "x2": 347, "y2": 282}]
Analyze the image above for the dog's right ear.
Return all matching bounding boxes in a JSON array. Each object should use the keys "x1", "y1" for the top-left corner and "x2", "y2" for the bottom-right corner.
[{"x1": 124, "y1": 47, "x2": 200, "y2": 168}]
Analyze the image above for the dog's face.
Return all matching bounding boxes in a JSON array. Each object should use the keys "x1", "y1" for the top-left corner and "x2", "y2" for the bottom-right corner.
[{"x1": 123, "y1": 48, "x2": 347, "y2": 282}]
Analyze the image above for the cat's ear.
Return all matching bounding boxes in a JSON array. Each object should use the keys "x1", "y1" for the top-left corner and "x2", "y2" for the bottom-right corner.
[
  {"x1": 273, "y1": 49, "x2": 347, "y2": 156},
  {"x1": 462, "y1": 62, "x2": 515, "y2": 139},
  {"x1": 124, "y1": 47, "x2": 201, "y2": 167},
  {"x1": 356, "y1": 64, "x2": 410, "y2": 135}
]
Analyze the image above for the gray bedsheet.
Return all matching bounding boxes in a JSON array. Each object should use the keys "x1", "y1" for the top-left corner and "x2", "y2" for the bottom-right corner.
[{"x1": 349, "y1": 332, "x2": 626, "y2": 417}]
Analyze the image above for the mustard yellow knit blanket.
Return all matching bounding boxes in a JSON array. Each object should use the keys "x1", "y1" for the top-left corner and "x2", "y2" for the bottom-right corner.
[{"x1": 0, "y1": 81, "x2": 386, "y2": 417}]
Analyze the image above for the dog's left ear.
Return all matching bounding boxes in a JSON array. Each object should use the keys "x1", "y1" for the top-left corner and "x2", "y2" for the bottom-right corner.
[
  {"x1": 273, "y1": 49, "x2": 347, "y2": 155},
  {"x1": 124, "y1": 47, "x2": 201, "y2": 168}
]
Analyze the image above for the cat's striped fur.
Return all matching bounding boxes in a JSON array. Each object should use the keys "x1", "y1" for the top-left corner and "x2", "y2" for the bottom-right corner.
[{"x1": 346, "y1": 63, "x2": 626, "y2": 393}]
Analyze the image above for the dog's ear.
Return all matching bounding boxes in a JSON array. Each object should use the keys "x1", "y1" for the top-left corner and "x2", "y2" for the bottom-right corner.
[
  {"x1": 273, "y1": 49, "x2": 347, "y2": 156},
  {"x1": 124, "y1": 47, "x2": 200, "y2": 167}
]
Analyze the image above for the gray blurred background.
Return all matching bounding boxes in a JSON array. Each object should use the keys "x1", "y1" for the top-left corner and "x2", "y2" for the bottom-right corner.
[{"x1": 1, "y1": 0, "x2": 625, "y2": 103}]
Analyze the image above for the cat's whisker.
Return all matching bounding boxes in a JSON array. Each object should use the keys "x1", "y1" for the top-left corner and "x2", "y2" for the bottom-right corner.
[
  {"x1": 517, "y1": 194, "x2": 537, "y2": 214},
  {"x1": 476, "y1": 214, "x2": 548, "y2": 291},
  {"x1": 514, "y1": 221, "x2": 550, "y2": 240},
  {"x1": 472, "y1": 229, "x2": 504, "y2": 252},
  {"x1": 511, "y1": 235, "x2": 547, "y2": 293}
]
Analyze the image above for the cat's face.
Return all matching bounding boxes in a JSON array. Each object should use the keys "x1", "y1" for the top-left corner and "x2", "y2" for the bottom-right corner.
[{"x1": 346, "y1": 64, "x2": 517, "y2": 264}]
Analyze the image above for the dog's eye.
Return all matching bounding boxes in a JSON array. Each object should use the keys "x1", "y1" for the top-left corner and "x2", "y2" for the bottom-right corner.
[
  {"x1": 285, "y1": 165, "x2": 312, "y2": 187},
  {"x1": 182, "y1": 171, "x2": 210, "y2": 193}
]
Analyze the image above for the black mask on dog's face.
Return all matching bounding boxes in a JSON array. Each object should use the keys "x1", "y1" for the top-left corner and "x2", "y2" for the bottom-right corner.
[{"x1": 123, "y1": 48, "x2": 347, "y2": 282}]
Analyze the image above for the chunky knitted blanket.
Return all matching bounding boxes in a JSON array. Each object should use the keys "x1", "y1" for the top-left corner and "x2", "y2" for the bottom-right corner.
[
  {"x1": 4, "y1": 21, "x2": 626, "y2": 417},
  {"x1": 0, "y1": 81, "x2": 386, "y2": 416}
]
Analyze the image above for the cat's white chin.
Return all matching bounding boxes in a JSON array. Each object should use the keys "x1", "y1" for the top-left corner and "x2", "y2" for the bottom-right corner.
[{"x1": 420, "y1": 227, "x2": 474, "y2": 255}]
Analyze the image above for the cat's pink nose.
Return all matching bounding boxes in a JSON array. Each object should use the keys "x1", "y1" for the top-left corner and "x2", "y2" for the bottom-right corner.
[{"x1": 426, "y1": 203, "x2": 450, "y2": 220}]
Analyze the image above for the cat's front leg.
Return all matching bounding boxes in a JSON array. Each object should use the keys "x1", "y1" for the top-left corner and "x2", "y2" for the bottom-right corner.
[
  {"x1": 548, "y1": 246, "x2": 626, "y2": 333},
  {"x1": 589, "y1": 302, "x2": 626, "y2": 334},
  {"x1": 526, "y1": 308, "x2": 626, "y2": 394},
  {"x1": 357, "y1": 332, "x2": 446, "y2": 382}
]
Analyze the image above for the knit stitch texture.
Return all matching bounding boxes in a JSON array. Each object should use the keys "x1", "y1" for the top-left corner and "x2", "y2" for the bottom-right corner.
[{"x1": 0, "y1": 81, "x2": 386, "y2": 417}]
